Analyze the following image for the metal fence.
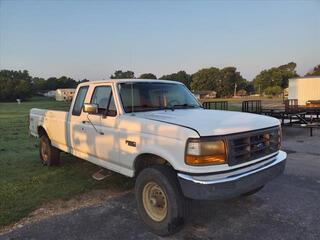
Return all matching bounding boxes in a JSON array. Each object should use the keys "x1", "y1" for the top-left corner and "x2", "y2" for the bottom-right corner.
[
  {"x1": 202, "y1": 101, "x2": 228, "y2": 110},
  {"x1": 242, "y1": 100, "x2": 262, "y2": 114}
]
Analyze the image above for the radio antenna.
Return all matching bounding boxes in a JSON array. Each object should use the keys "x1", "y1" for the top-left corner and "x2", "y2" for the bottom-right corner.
[{"x1": 131, "y1": 83, "x2": 135, "y2": 115}]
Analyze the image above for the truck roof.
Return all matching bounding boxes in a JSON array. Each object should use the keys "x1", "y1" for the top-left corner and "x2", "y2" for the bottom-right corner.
[{"x1": 78, "y1": 79, "x2": 183, "y2": 87}]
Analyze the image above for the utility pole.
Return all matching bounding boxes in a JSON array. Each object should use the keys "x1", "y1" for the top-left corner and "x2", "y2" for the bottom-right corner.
[{"x1": 234, "y1": 83, "x2": 237, "y2": 97}]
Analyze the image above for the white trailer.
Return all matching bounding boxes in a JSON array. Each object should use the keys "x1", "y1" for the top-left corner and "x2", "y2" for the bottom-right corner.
[
  {"x1": 288, "y1": 77, "x2": 320, "y2": 105},
  {"x1": 55, "y1": 88, "x2": 76, "y2": 101}
]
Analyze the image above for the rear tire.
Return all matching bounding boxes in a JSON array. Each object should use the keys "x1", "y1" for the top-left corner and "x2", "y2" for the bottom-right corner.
[
  {"x1": 39, "y1": 135, "x2": 60, "y2": 166},
  {"x1": 135, "y1": 165, "x2": 188, "y2": 236}
]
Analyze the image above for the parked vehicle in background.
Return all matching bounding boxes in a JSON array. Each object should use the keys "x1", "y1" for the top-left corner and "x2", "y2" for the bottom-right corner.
[
  {"x1": 29, "y1": 79, "x2": 287, "y2": 236},
  {"x1": 43, "y1": 90, "x2": 56, "y2": 98}
]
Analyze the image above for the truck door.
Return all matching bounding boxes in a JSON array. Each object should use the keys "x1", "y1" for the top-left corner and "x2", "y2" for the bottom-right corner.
[
  {"x1": 69, "y1": 86, "x2": 91, "y2": 155},
  {"x1": 81, "y1": 84, "x2": 119, "y2": 163}
]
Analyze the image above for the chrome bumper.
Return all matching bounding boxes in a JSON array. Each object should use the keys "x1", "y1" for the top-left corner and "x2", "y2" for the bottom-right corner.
[{"x1": 177, "y1": 150, "x2": 287, "y2": 200}]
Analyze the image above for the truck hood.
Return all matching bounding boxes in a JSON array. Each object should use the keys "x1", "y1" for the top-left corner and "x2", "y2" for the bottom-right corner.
[{"x1": 134, "y1": 109, "x2": 280, "y2": 136}]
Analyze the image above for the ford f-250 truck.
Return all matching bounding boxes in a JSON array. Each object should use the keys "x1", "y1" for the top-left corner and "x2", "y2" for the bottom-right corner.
[{"x1": 29, "y1": 79, "x2": 287, "y2": 236}]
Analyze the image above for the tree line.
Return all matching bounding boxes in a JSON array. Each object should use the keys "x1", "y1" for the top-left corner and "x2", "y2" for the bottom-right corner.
[
  {"x1": 0, "y1": 63, "x2": 319, "y2": 101},
  {"x1": 110, "y1": 63, "x2": 319, "y2": 97},
  {"x1": 113, "y1": 68, "x2": 251, "y2": 97},
  {"x1": 0, "y1": 70, "x2": 88, "y2": 101}
]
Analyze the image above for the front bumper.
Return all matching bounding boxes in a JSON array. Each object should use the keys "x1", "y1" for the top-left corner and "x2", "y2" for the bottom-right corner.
[{"x1": 178, "y1": 150, "x2": 287, "y2": 200}]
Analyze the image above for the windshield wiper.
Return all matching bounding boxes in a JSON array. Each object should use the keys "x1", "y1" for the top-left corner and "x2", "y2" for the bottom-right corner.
[
  {"x1": 129, "y1": 105, "x2": 175, "y2": 112},
  {"x1": 172, "y1": 104, "x2": 200, "y2": 109},
  {"x1": 128, "y1": 104, "x2": 199, "y2": 112},
  {"x1": 160, "y1": 106, "x2": 175, "y2": 111}
]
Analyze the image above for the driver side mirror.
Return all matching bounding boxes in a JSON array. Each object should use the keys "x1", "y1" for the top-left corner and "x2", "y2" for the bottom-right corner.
[{"x1": 83, "y1": 103, "x2": 98, "y2": 114}]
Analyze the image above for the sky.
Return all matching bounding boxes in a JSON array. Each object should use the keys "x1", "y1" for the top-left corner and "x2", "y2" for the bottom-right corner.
[{"x1": 0, "y1": 0, "x2": 319, "y2": 81}]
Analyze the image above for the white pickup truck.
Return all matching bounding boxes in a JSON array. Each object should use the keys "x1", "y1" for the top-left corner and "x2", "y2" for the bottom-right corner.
[{"x1": 29, "y1": 79, "x2": 286, "y2": 236}]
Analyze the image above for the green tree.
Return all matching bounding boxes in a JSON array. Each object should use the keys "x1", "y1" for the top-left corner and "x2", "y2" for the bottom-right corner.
[
  {"x1": 264, "y1": 86, "x2": 283, "y2": 96},
  {"x1": 191, "y1": 67, "x2": 246, "y2": 97},
  {"x1": 110, "y1": 70, "x2": 135, "y2": 79},
  {"x1": 0, "y1": 69, "x2": 81, "y2": 101},
  {"x1": 244, "y1": 81, "x2": 255, "y2": 95},
  {"x1": 43, "y1": 76, "x2": 77, "y2": 90},
  {"x1": 45, "y1": 77, "x2": 59, "y2": 90},
  {"x1": 191, "y1": 67, "x2": 221, "y2": 92},
  {"x1": 160, "y1": 71, "x2": 192, "y2": 88},
  {"x1": 219, "y1": 67, "x2": 247, "y2": 97},
  {"x1": 139, "y1": 73, "x2": 157, "y2": 79},
  {"x1": 278, "y1": 62, "x2": 299, "y2": 88},
  {"x1": 57, "y1": 76, "x2": 77, "y2": 88},
  {"x1": 32, "y1": 77, "x2": 46, "y2": 93},
  {"x1": 253, "y1": 62, "x2": 299, "y2": 92},
  {"x1": 305, "y1": 64, "x2": 320, "y2": 76},
  {"x1": 0, "y1": 70, "x2": 32, "y2": 101}
]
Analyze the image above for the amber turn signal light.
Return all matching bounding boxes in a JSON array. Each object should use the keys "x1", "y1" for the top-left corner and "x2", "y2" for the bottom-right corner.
[
  {"x1": 185, "y1": 154, "x2": 226, "y2": 165},
  {"x1": 185, "y1": 139, "x2": 226, "y2": 166}
]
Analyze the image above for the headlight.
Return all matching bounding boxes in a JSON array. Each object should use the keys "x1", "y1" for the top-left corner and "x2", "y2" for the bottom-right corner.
[{"x1": 185, "y1": 139, "x2": 226, "y2": 165}]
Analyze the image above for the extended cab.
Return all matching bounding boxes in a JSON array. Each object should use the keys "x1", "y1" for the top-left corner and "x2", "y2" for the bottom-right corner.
[{"x1": 29, "y1": 79, "x2": 286, "y2": 236}]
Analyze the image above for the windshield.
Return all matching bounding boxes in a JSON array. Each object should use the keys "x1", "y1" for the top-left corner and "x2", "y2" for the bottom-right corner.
[{"x1": 118, "y1": 82, "x2": 201, "y2": 113}]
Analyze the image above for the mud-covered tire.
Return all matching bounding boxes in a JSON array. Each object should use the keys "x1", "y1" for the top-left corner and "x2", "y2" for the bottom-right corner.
[
  {"x1": 39, "y1": 135, "x2": 60, "y2": 166},
  {"x1": 242, "y1": 185, "x2": 264, "y2": 197},
  {"x1": 135, "y1": 165, "x2": 188, "y2": 236}
]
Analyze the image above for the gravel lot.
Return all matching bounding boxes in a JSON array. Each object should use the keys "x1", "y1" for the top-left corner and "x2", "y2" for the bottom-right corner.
[{"x1": 1, "y1": 127, "x2": 320, "y2": 240}]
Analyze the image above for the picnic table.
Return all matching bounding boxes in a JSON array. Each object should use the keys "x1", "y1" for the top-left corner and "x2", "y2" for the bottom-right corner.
[
  {"x1": 261, "y1": 108, "x2": 308, "y2": 125},
  {"x1": 213, "y1": 99, "x2": 320, "y2": 136}
]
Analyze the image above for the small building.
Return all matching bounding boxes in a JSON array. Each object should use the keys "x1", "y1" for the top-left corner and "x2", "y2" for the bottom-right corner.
[
  {"x1": 44, "y1": 90, "x2": 56, "y2": 97},
  {"x1": 55, "y1": 88, "x2": 76, "y2": 101},
  {"x1": 288, "y1": 77, "x2": 320, "y2": 105},
  {"x1": 236, "y1": 89, "x2": 247, "y2": 97},
  {"x1": 193, "y1": 90, "x2": 217, "y2": 99}
]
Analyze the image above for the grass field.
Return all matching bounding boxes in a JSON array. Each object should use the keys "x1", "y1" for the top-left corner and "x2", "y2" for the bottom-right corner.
[{"x1": 0, "y1": 97, "x2": 131, "y2": 228}]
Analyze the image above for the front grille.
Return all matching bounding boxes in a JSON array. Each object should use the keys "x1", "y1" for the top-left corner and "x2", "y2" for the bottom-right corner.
[{"x1": 227, "y1": 127, "x2": 281, "y2": 166}]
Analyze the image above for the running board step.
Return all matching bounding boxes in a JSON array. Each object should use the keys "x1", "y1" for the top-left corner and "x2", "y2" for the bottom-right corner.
[{"x1": 92, "y1": 169, "x2": 111, "y2": 181}]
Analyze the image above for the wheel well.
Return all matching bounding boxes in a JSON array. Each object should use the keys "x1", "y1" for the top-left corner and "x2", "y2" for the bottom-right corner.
[
  {"x1": 37, "y1": 126, "x2": 48, "y2": 138},
  {"x1": 134, "y1": 153, "x2": 171, "y2": 177}
]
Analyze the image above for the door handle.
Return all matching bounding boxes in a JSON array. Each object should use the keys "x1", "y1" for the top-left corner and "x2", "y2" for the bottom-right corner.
[
  {"x1": 126, "y1": 140, "x2": 136, "y2": 147},
  {"x1": 81, "y1": 120, "x2": 104, "y2": 135}
]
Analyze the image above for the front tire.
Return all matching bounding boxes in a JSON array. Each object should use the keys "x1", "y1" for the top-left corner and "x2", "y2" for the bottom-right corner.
[
  {"x1": 39, "y1": 135, "x2": 60, "y2": 166},
  {"x1": 135, "y1": 165, "x2": 188, "y2": 236}
]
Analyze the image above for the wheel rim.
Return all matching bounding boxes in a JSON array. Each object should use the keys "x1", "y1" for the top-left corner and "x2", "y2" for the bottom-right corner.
[
  {"x1": 40, "y1": 138, "x2": 49, "y2": 162},
  {"x1": 142, "y1": 181, "x2": 168, "y2": 222}
]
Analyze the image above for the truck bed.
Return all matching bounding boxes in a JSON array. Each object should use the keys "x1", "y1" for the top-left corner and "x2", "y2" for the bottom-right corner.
[{"x1": 29, "y1": 108, "x2": 70, "y2": 150}]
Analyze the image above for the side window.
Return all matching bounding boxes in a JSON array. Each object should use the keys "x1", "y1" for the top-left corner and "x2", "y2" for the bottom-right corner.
[
  {"x1": 91, "y1": 86, "x2": 112, "y2": 113},
  {"x1": 90, "y1": 86, "x2": 117, "y2": 116},
  {"x1": 108, "y1": 95, "x2": 117, "y2": 117},
  {"x1": 72, "y1": 86, "x2": 88, "y2": 116}
]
